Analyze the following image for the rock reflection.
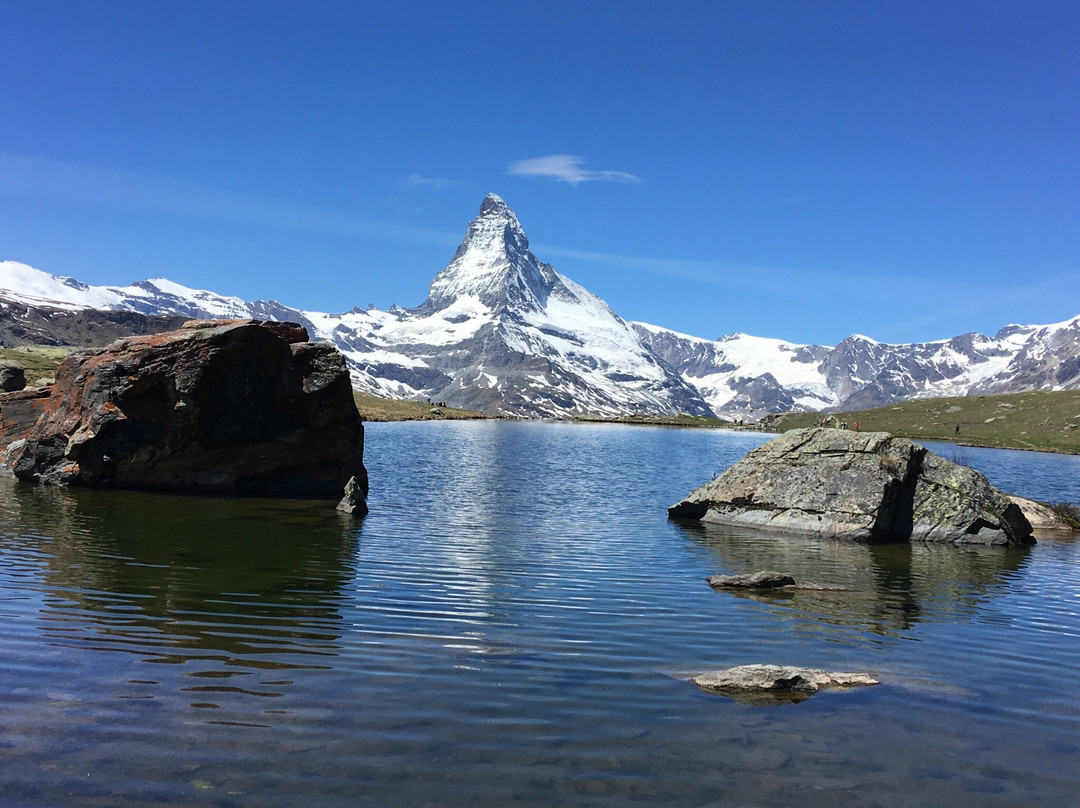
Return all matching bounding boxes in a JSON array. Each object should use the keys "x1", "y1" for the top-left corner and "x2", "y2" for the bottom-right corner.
[
  {"x1": 676, "y1": 520, "x2": 1032, "y2": 638},
  {"x1": 1, "y1": 478, "x2": 358, "y2": 669}
]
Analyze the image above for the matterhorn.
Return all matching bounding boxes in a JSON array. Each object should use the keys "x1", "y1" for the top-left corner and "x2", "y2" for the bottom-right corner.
[
  {"x1": 316, "y1": 194, "x2": 714, "y2": 417},
  {"x1": 3, "y1": 194, "x2": 1079, "y2": 419}
]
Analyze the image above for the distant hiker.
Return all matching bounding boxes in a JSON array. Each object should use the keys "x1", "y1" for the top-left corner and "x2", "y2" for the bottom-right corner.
[
  {"x1": 855, "y1": 422, "x2": 860, "y2": 432},
  {"x1": 955, "y1": 423, "x2": 960, "y2": 435}
]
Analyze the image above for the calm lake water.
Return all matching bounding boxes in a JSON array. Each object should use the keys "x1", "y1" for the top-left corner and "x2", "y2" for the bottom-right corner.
[{"x1": 2, "y1": 421, "x2": 1079, "y2": 807}]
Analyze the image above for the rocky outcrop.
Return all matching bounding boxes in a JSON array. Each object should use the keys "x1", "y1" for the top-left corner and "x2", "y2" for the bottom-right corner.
[
  {"x1": 1008, "y1": 496, "x2": 1079, "y2": 536},
  {"x1": 0, "y1": 319, "x2": 367, "y2": 499},
  {"x1": 692, "y1": 665, "x2": 879, "y2": 705},
  {"x1": 669, "y1": 428, "x2": 1033, "y2": 545},
  {"x1": 0, "y1": 360, "x2": 25, "y2": 392}
]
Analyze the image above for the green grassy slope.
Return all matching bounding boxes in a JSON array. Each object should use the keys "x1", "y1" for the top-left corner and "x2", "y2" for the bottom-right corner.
[
  {"x1": 763, "y1": 390, "x2": 1080, "y2": 454},
  {"x1": 352, "y1": 391, "x2": 490, "y2": 422},
  {"x1": 0, "y1": 346, "x2": 70, "y2": 385}
]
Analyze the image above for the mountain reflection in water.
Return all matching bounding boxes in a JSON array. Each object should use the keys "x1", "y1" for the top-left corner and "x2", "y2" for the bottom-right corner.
[
  {"x1": 678, "y1": 521, "x2": 1032, "y2": 639},
  {"x1": 1, "y1": 421, "x2": 1078, "y2": 808}
]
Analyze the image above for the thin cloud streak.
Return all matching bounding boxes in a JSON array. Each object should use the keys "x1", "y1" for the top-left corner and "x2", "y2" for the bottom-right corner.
[
  {"x1": 508, "y1": 155, "x2": 641, "y2": 186},
  {"x1": 403, "y1": 173, "x2": 458, "y2": 191},
  {"x1": 0, "y1": 152, "x2": 460, "y2": 248},
  {"x1": 537, "y1": 241, "x2": 1076, "y2": 343}
]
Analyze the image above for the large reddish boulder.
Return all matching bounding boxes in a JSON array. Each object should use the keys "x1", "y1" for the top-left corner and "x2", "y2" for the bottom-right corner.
[{"x1": 0, "y1": 319, "x2": 367, "y2": 502}]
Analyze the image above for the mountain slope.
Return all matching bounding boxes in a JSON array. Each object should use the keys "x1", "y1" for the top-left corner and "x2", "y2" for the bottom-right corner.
[
  {"x1": 633, "y1": 316, "x2": 1078, "y2": 418},
  {"x1": 1, "y1": 196, "x2": 713, "y2": 418},
  {"x1": 302, "y1": 195, "x2": 714, "y2": 417},
  {"x1": 3, "y1": 195, "x2": 1079, "y2": 419}
]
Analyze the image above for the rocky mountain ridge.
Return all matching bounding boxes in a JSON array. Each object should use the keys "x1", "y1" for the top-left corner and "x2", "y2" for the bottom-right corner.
[{"x1": 2, "y1": 195, "x2": 1078, "y2": 418}]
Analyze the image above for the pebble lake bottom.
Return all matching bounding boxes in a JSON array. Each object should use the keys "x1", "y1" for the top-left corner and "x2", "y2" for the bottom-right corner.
[{"x1": 1, "y1": 420, "x2": 1079, "y2": 807}]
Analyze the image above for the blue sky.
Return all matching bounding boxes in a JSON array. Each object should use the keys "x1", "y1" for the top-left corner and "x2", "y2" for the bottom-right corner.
[{"x1": 2, "y1": 1, "x2": 1078, "y2": 345}]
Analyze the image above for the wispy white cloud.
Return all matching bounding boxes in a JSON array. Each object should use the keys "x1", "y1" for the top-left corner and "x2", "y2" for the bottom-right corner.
[
  {"x1": 0, "y1": 152, "x2": 459, "y2": 248},
  {"x1": 403, "y1": 173, "x2": 458, "y2": 191},
  {"x1": 507, "y1": 155, "x2": 641, "y2": 186}
]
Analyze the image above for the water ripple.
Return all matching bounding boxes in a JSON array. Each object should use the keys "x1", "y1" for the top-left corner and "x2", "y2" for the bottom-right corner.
[{"x1": 2, "y1": 422, "x2": 1080, "y2": 807}]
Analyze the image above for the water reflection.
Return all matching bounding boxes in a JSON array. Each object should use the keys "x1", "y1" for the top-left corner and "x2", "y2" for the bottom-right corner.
[
  {"x1": 1, "y1": 478, "x2": 358, "y2": 688},
  {"x1": 677, "y1": 520, "x2": 1032, "y2": 639}
]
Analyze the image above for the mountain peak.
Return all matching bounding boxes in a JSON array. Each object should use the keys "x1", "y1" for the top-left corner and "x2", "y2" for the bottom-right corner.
[
  {"x1": 416, "y1": 195, "x2": 550, "y2": 315},
  {"x1": 479, "y1": 193, "x2": 511, "y2": 217}
]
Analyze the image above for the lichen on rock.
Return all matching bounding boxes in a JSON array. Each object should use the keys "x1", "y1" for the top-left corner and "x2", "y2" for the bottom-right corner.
[{"x1": 669, "y1": 427, "x2": 1033, "y2": 545}]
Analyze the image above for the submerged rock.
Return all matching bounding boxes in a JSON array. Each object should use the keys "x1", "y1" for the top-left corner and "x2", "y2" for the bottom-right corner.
[
  {"x1": 706, "y1": 571, "x2": 796, "y2": 589},
  {"x1": 669, "y1": 428, "x2": 1033, "y2": 545},
  {"x1": 0, "y1": 319, "x2": 368, "y2": 499},
  {"x1": 692, "y1": 664, "x2": 879, "y2": 705}
]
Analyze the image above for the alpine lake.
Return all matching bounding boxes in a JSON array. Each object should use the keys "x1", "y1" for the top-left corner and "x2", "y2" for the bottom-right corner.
[{"x1": 2, "y1": 420, "x2": 1079, "y2": 807}]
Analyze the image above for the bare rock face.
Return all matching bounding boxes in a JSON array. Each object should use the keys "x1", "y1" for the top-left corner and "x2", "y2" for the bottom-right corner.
[
  {"x1": 0, "y1": 360, "x2": 26, "y2": 392},
  {"x1": 669, "y1": 428, "x2": 1032, "y2": 545},
  {"x1": 336, "y1": 475, "x2": 367, "y2": 516},
  {"x1": 1, "y1": 319, "x2": 367, "y2": 499},
  {"x1": 692, "y1": 664, "x2": 878, "y2": 705}
]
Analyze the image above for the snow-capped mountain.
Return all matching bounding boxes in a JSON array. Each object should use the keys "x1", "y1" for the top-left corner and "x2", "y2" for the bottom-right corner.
[
  {"x1": 1, "y1": 196, "x2": 711, "y2": 418},
  {"x1": 3, "y1": 194, "x2": 1079, "y2": 419},
  {"x1": 633, "y1": 317, "x2": 1079, "y2": 417}
]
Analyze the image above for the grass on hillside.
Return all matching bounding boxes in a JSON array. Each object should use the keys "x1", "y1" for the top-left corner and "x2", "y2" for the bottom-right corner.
[
  {"x1": 763, "y1": 389, "x2": 1080, "y2": 454},
  {"x1": 573, "y1": 412, "x2": 736, "y2": 429},
  {"x1": 353, "y1": 391, "x2": 490, "y2": 422},
  {"x1": 0, "y1": 346, "x2": 69, "y2": 385}
]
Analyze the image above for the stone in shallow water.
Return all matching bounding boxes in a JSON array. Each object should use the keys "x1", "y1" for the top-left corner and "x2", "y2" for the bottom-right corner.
[
  {"x1": 706, "y1": 571, "x2": 796, "y2": 589},
  {"x1": 692, "y1": 664, "x2": 878, "y2": 705},
  {"x1": 669, "y1": 427, "x2": 1033, "y2": 545},
  {"x1": 336, "y1": 475, "x2": 368, "y2": 515}
]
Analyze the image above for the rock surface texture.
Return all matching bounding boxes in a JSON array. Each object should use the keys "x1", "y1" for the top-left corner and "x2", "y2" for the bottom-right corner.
[
  {"x1": 706, "y1": 571, "x2": 797, "y2": 589},
  {"x1": 670, "y1": 428, "x2": 1033, "y2": 544},
  {"x1": 336, "y1": 475, "x2": 368, "y2": 515},
  {"x1": 692, "y1": 664, "x2": 879, "y2": 705},
  {"x1": 0, "y1": 319, "x2": 367, "y2": 498},
  {"x1": 0, "y1": 360, "x2": 26, "y2": 392}
]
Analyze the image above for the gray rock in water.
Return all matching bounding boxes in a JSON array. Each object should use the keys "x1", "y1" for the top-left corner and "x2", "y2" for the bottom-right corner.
[
  {"x1": 707, "y1": 571, "x2": 796, "y2": 589},
  {"x1": 336, "y1": 475, "x2": 368, "y2": 516},
  {"x1": 692, "y1": 664, "x2": 878, "y2": 705},
  {"x1": 0, "y1": 361, "x2": 26, "y2": 393},
  {"x1": 669, "y1": 428, "x2": 1033, "y2": 545}
]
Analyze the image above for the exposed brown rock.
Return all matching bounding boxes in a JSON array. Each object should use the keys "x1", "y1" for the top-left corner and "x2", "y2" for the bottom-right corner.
[
  {"x1": 670, "y1": 428, "x2": 1032, "y2": 545},
  {"x1": 0, "y1": 319, "x2": 367, "y2": 499}
]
